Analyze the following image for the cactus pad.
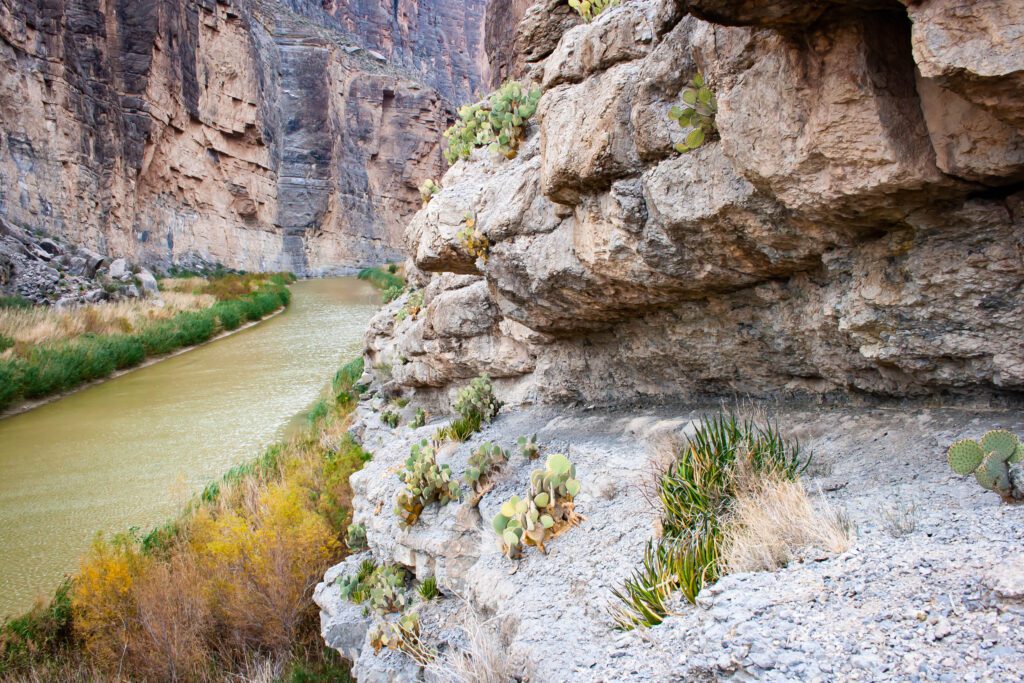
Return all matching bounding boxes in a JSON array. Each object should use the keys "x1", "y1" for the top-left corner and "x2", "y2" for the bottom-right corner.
[
  {"x1": 981, "y1": 430, "x2": 1019, "y2": 459},
  {"x1": 1012, "y1": 442, "x2": 1024, "y2": 465},
  {"x1": 947, "y1": 439, "x2": 984, "y2": 475}
]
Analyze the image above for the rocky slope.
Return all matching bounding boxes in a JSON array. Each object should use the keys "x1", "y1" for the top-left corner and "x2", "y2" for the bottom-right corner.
[
  {"x1": 315, "y1": 0, "x2": 1024, "y2": 680},
  {"x1": 367, "y1": 0, "x2": 1024, "y2": 403},
  {"x1": 0, "y1": 0, "x2": 512, "y2": 275}
]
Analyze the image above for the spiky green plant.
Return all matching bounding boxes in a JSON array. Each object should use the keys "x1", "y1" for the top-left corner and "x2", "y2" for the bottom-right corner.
[
  {"x1": 381, "y1": 410, "x2": 400, "y2": 429},
  {"x1": 419, "y1": 179, "x2": 441, "y2": 207},
  {"x1": 464, "y1": 442, "x2": 509, "y2": 495},
  {"x1": 947, "y1": 430, "x2": 1023, "y2": 502},
  {"x1": 434, "y1": 413, "x2": 481, "y2": 443},
  {"x1": 568, "y1": 0, "x2": 618, "y2": 22},
  {"x1": 668, "y1": 73, "x2": 717, "y2": 153},
  {"x1": 395, "y1": 440, "x2": 462, "y2": 526},
  {"x1": 417, "y1": 576, "x2": 440, "y2": 601},
  {"x1": 443, "y1": 81, "x2": 541, "y2": 164}
]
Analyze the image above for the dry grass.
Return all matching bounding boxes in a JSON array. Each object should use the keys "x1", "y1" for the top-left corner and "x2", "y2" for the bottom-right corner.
[
  {"x1": 720, "y1": 474, "x2": 852, "y2": 574},
  {"x1": 0, "y1": 291, "x2": 215, "y2": 349},
  {"x1": 426, "y1": 605, "x2": 516, "y2": 683}
]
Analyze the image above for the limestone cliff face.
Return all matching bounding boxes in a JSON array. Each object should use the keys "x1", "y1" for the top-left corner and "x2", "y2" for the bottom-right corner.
[
  {"x1": 367, "y1": 0, "x2": 1024, "y2": 403},
  {"x1": 0, "y1": 0, "x2": 493, "y2": 275}
]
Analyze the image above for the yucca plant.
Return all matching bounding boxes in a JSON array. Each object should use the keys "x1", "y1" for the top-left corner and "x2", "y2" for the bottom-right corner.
[
  {"x1": 417, "y1": 576, "x2": 440, "y2": 601},
  {"x1": 668, "y1": 73, "x2": 717, "y2": 152}
]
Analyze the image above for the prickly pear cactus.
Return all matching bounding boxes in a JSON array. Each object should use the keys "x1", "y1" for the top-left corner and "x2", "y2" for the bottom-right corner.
[
  {"x1": 492, "y1": 454, "x2": 583, "y2": 559},
  {"x1": 418, "y1": 179, "x2": 440, "y2": 207},
  {"x1": 568, "y1": 0, "x2": 619, "y2": 22},
  {"x1": 453, "y1": 374, "x2": 502, "y2": 424},
  {"x1": 517, "y1": 433, "x2": 540, "y2": 460},
  {"x1": 947, "y1": 430, "x2": 1023, "y2": 502},
  {"x1": 464, "y1": 441, "x2": 508, "y2": 494},
  {"x1": 346, "y1": 522, "x2": 367, "y2": 551},
  {"x1": 443, "y1": 80, "x2": 541, "y2": 164},
  {"x1": 395, "y1": 440, "x2": 462, "y2": 527}
]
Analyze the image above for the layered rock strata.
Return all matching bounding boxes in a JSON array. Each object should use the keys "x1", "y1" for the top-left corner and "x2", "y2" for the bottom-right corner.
[{"x1": 366, "y1": 0, "x2": 1024, "y2": 404}]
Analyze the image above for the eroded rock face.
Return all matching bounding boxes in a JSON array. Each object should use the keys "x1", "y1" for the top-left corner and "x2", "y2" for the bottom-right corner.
[
  {"x1": 366, "y1": 0, "x2": 1024, "y2": 404},
  {"x1": 0, "y1": 0, "x2": 501, "y2": 275}
]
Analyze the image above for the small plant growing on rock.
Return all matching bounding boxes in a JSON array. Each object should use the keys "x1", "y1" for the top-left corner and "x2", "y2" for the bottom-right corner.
[
  {"x1": 410, "y1": 407, "x2": 427, "y2": 429},
  {"x1": 947, "y1": 430, "x2": 1023, "y2": 502},
  {"x1": 443, "y1": 81, "x2": 541, "y2": 164},
  {"x1": 464, "y1": 442, "x2": 509, "y2": 496},
  {"x1": 668, "y1": 73, "x2": 717, "y2": 153},
  {"x1": 346, "y1": 522, "x2": 368, "y2": 551},
  {"x1": 382, "y1": 284, "x2": 405, "y2": 303},
  {"x1": 568, "y1": 0, "x2": 618, "y2": 22},
  {"x1": 368, "y1": 612, "x2": 435, "y2": 664},
  {"x1": 454, "y1": 374, "x2": 502, "y2": 425},
  {"x1": 395, "y1": 440, "x2": 462, "y2": 526},
  {"x1": 417, "y1": 576, "x2": 440, "y2": 601},
  {"x1": 492, "y1": 454, "x2": 582, "y2": 559},
  {"x1": 419, "y1": 179, "x2": 441, "y2": 207},
  {"x1": 434, "y1": 415, "x2": 480, "y2": 443},
  {"x1": 457, "y1": 212, "x2": 490, "y2": 263},
  {"x1": 517, "y1": 433, "x2": 540, "y2": 460},
  {"x1": 396, "y1": 290, "x2": 424, "y2": 322},
  {"x1": 368, "y1": 564, "x2": 410, "y2": 615},
  {"x1": 381, "y1": 410, "x2": 400, "y2": 428}
]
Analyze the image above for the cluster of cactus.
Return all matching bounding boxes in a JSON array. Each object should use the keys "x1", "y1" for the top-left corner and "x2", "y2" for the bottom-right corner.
[
  {"x1": 418, "y1": 179, "x2": 441, "y2": 207},
  {"x1": 336, "y1": 558, "x2": 379, "y2": 604},
  {"x1": 381, "y1": 410, "x2": 400, "y2": 428},
  {"x1": 517, "y1": 433, "x2": 540, "y2": 460},
  {"x1": 396, "y1": 290, "x2": 424, "y2": 322},
  {"x1": 492, "y1": 454, "x2": 582, "y2": 559},
  {"x1": 668, "y1": 73, "x2": 717, "y2": 153},
  {"x1": 367, "y1": 564, "x2": 410, "y2": 614},
  {"x1": 454, "y1": 374, "x2": 502, "y2": 425},
  {"x1": 443, "y1": 81, "x2": 541, "y2": 164},
  {"x1": 947, "y1": 430, "x2": 1023, "y2": 502},
  {"x1": 395, "y1": 440, "x2": 462, "y2": 526},
  {"x1": 346, "y1": 522, "x2": 367, "y2": 551},
  {"x1": 457, "y1": 212, "x2": 490, "y2": 263},
  {"x1": 410, "y1": 407, "x2": 427, "y2": 429},
  {"x1": 464, "y1": 442, "x2": 509, "y2": 494},
  {"x1": 368, "y1": 612, "x2": 434, "y2": 664},
  {"x1": 568, "y1": 0, "x2": 619, "y2": 22}
]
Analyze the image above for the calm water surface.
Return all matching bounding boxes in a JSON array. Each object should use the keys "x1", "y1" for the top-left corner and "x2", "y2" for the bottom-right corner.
[{"x1": 0, "y1": 277, "x2": 379, "y2": 618}]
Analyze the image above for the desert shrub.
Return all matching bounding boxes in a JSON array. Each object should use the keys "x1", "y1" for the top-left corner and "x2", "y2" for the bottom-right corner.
[
  {"x1": 382, "y1": 284, "x2": 405, "y2": 303},
  {"x1": 381, "y1": 410, "x2": 400, "y2": 428},
  {"x1": 610, "y1": 413, "x2": 814, "y2": 630},
  {"x1": 333, "y1": 356, "x2": 366, "y2": 407},
  {"x1": 358, "y1": 267, "x2": 405, "y2": 292},
  {"x1": 395, "y1": 440, "x2": 461, "y2": 527},
  {"x1": 213, "y1": 299, "x2": 244, "y2": 330},
  {"x1": 668, "y1": 73, "x2": 717, "y2": 152},
  {"x1": 419, "y1": 179, "x2": 441, "y2": 207},
  {"x1": 0, "y1": 295, "x2": 32, "y2": 310},
  {"x1": 0, "y1": 333, "x2": 13, "y2": 352},
  {"x1": 307, "y1": 399, "x2": 329, "y2": 426},
  {"x1": 0, "y1": 580, "x2": 73, "y2": 675},
  {"x1": 444, "y1": 81, "x2": 541, "y2": 164},
  {"x1": 568, "y1": 0, "x2": 618, "y2": 22}
]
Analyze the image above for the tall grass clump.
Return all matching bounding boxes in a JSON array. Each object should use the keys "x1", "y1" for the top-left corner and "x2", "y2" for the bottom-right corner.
[
  {"x1": 609, "y1": 412, "x2": 834, "y2": 630},
  {"x1": 0, "y1": 295, "x2": 31, "y2": 310},
  {"x1": 333, "y1": 356, "x2": 366, "y2": 407},
  {"x1": 0, "y1": 354, "x2": 373, "y2": 681},
  {"x1": 358, "y1": 266, "x2": 405, "y2": 295}
]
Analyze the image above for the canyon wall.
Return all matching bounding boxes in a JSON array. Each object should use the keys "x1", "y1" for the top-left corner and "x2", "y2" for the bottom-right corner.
[
  {"x1": 367, "y1": 0, "x2": 1024, "y2": 403},
  {"x1": 0, "y1": 0, "x2": 497, "y2": 275}
]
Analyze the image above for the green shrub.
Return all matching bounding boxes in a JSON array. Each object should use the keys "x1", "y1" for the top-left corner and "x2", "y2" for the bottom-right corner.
[
  {"x1": 0, "y1": 295, "x2": 32, "y2": 310},
  {"x1": 382, "y1": 285, "x2": 405, "y2": 304},
  {"x1": 568, "y1": 0, "x2": 618, "y2": 21},
  {"x1": 381, "y1": 410, "x2": 400, "y2": 429},
  {"x1": 0, "y1": 579, "x2": 73, "y2": 675},
  {"x1": 307, "y1": 399, "x2": 329, "y2": 427},
  {"x1": 213, "y1": 300, "x2": 243, "y2": 330},
  {"x1": 333, "y1": 356, "x2": 366, "y2": 406},
  {"x1": 610, "y1": 413, "x2": 806, "y2": 629},
  {"x1": 444, "y1": 81, "x2": 541, "y2": 164},
  {"x1": 0, "y1": 358, "x2": 25, "y2": 410},
  {"x1": 0, "y1": 334, "x2": 14, "y2": 353},
  {"x1": 668, "y1": 73, "x2": 717, "y2": 152},
  {"x1": 358, "y1": 267, "x2": 405, "y2": 292}
]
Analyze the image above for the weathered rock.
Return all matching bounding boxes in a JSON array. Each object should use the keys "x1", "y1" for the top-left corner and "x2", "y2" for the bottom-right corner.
[
  {"x1": 137, "y1": 269, "x2": 159, "y2": 296},
  {"x1": 108, "y1": 259, "x2": 130, "y2": 281},
  {"x1": 905, "y1": 0, "x2": 1024, "y2": 132}
]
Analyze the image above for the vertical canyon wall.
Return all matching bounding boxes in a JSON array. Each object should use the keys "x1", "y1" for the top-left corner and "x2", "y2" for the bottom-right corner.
[{"x1": 0, "y1": 0, "x2": 497, "y2": 275}]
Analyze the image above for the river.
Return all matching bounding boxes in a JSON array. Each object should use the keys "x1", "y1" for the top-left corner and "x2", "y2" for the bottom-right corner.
[{"x1": 0, "y1": 277, "x2": 380, "y2": 619}]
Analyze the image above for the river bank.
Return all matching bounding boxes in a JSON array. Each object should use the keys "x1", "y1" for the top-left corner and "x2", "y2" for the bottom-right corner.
[{"x1": 0, "y1": 278, "x2": 380, "y2": 622}]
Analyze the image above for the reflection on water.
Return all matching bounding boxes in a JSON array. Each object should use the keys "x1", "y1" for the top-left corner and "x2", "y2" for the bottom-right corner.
[{"x1": 0, "y1": 277, "x2": 379, "y2": 618}]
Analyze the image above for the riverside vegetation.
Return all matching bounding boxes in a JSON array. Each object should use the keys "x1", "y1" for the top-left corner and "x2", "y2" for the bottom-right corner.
[
  {"x1": 0, "y1": 273, "x2": 294, "y2": 413},
  {"x1": 0, "y1": 338, "x2": 375, "y2": 680}
]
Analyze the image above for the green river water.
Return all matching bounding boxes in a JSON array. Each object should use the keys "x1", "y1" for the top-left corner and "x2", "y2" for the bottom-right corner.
[{"x1": 0, "y1": 277, "x2": 380, "y2": 619}]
